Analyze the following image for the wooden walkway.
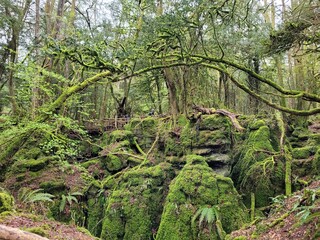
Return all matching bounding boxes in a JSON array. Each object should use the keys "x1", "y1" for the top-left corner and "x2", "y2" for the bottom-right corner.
[{"x1": 84, "y1": 118, "x2": 130, "y2": 132}]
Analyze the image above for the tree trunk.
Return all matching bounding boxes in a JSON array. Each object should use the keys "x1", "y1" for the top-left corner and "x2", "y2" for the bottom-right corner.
[
  {"x1": 31, "y1": 0, "x2": 41, "y2": 119},
  {"x1": 163, "y1": 68, "x2": 179, "y2": 120},
  {"x1": 248, "y1": 57, "x2": 260, "y2": 114}
]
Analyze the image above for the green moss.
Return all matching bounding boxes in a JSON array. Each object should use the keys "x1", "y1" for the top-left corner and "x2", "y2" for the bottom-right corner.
[
  {"x1": 199, "y1": 115, "x2": 231, "y2": 131},
  {"x1": 39, "y1": 181, "x2": 66, "y2": 193},
  {"x1": 11, "y1": 156, "x2": 59, "y2": 173},
  {"x1": 0, "y1": 191, "x2": 14, "y2": 213},
  {"x1": 312, "y1": 148, "x2": 320, "y2": 174},
  {"x1": 248, "y1": 126, "x2": 274, "y2": 151},
  {"x1": 128, "y1": 117, "x2": 157, "y2": 134},
  {"x1": 101, "y1": 163, "x2": 175, "y2": 240},
  {"x1": 249, "y1": 120, "x2": 266, "y2": 130},
  {"x1": 87, "y1": 195, "x2": 105, "y2": 237},
  {"x1": 81, "y1": 159, "x2": 100, "y2": 169},
  {"x1": 109, "y1": 130, "x2": 134, "y2": 144},
  {"x1": 196, "y1": 130, "x2": 230, "y2": 149},
  {"x1": 25, "y1": 226, "x2": 49, "y2": 237},
  {"x1": 101, "y1": 154, "x2": 125, "y2": 172},
  {"x1": 156, "y1": 155, "x2": 248, "y2": 240},
  {"x1": 230, "y1": 122, "x2": 284, "y2": 208},
  {"x1": 14, "y1": 147, "x2": 42, "y2": 160},
  {"x1": 180, "y1": 122, "x2": 197, "y2": 151},
  {"x1": 164, "y1": 136, "x2": 184, "y2": 156},
  {"x1": 125, "y1": 117, "x2": 158, "y2": 151},
  {"x1": 292, "y1": 146, "x2": 312, "y2": 159}
]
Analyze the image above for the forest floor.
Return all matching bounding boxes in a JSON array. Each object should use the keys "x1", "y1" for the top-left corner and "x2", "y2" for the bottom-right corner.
[
  {"x1": 0, "y1": 213, "x2": 96, "y2": 240},
  {"x1": 228, "y1": 180, "x2": 320, "y2": 240}
]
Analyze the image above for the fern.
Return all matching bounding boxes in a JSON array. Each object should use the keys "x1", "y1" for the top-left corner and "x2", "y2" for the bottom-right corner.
[
  {"x1": 18, "y1": 188, "x2": 54, "y2": 204},
  {"x1": 192, "y1": 206, "x2": 225, "y2": 238},
  {"x1": 59, "y1": 191, "x2": 83, "y2": 213}
]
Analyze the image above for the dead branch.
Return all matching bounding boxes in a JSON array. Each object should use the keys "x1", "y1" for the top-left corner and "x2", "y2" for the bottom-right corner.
[{"x1": 192, "y1": 105, "x2": 244, "y2": 132}]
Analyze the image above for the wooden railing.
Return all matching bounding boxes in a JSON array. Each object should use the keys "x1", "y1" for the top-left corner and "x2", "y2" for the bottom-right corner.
[{"x1": 84, "y1": 118, "x2": 130, "y2": 132}]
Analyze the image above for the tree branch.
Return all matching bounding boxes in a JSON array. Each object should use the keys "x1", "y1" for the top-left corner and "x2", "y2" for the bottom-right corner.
[{"x1": 200, "y1": 62, "x2": 320, "y2": 116}]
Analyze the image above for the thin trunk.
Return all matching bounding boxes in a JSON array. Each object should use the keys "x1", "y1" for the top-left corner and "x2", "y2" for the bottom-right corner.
[
  {"x1": 54, "y1": 0, "x2": 65, "y2": 38},
  {"x1": 99, "y1": 85, "x2": 109, "y2": 120},
  {"x1": 31, "y1": 0, "x2": 41, "y2": 119},
  {"x1": 248, "y1": 58, "x2": 260, "y2": 114},
  {"x1": 155, "y1": 75, "x2": 163, "y2": 114},
  {"x1": 163, "y1": 69, "x2": 179, "y2": 119},
  {"x1": 156, "y1": 0, "x2": 163, "y2": 16}
]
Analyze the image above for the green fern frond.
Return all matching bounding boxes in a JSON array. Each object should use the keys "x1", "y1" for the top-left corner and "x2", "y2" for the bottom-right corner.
[
  {"x1": 18, "y1": 188, "x2": 54, "y2": 204},
  {"x1": 59, "y1": 195, "x2": 67, "y2": 212},
  {"x1": 28, "y1": 193, "x2": 54, "y2": 203}
]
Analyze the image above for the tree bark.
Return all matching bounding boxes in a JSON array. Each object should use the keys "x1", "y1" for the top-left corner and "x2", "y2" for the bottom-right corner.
[{"x1": 192, "y1": 105, "x2": 244, "y2": 131}]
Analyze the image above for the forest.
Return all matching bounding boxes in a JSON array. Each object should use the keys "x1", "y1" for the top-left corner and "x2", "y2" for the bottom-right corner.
[{"x1": 0, "y1": 0, "x2": 319, "y2": 239}]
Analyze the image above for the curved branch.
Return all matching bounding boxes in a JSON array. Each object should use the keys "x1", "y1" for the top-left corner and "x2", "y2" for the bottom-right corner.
[
  {"x1": 37, "y1": 71, "x2": 112, "y2": 122},
  {"x1": 192, "y1": 54, "x2": 320, "y2": 103},
  {"x1": 201, "y1": 63, "x2": 320, "y2": 116}
]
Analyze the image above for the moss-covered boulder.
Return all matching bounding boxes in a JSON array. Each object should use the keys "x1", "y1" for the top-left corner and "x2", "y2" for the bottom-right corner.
[
  {"x1": 0, "y1": 190, "x2": 14, "y2": 213},
  {"x1": 101, "y1": 154, "x2": 126, "y2": 172},
  {"x1": 125, "y1": 117, "x2": 158, "y2": 151},
  {"x1": 100, "y1": 162, "x2": 175, "y2": 240},
  {"x1": 11, "y1": 156, "x2": 53, "y2": 173},
  {"x1": 85, "y1": 181, "x2": 105, "y2": 237},
  {"x1": 231, "y1": 120, "x2": 283, "y2": 207},
  {"x1": 107, "y1": 130, "x2": 134, "y2": 145},
  {"x1": 156, "y1": 155, "x2": 248, "y2": 240},
  {"x1": 198, "y1": 115, "x2": 231, "y2": 131}
]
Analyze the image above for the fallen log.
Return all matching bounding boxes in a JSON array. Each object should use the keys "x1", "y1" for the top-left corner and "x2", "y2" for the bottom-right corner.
[
  {"x1": 192, "y1": 105, "x2": 244, "y2": 132},
  {"x1": 0, "y1": 224, "x2": 49, "y2": 240}
]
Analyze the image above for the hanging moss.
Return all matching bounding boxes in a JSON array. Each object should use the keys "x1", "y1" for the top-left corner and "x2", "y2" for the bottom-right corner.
[
  {"x1": 100, "y1": 162, "x2": 175, "y2": 240},
  {"x1": 156, "y1": 155, "x2": 248, "y2": 240}
]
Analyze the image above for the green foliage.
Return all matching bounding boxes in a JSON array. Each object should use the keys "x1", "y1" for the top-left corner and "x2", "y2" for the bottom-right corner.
[
  {"x1": 0, "y1": 190, "x2": 14, "y2": 213},
  {"x1": 192, "y1": 206, "x2": 226, "y2": 239},
  {"x1": 293, "y1": 188, "x2": 319, "y2": 225},
  {"x1": 18, "y1": 188, "x2": 54, "y2": 204},
  {"x1": 59, "y1": 191, "x2": 83, "y2": 213},
  {"x1": 24, "y1": 226, "x2": 49, "y2": 237}
]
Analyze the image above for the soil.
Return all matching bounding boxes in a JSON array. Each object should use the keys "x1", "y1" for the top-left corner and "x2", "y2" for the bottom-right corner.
[
  {"x1": 0, "y1": 213, "x2": 96, "y2": 240},
  {"x1": 228, "y1": 180, "x2": 320, "y2": 240}
]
